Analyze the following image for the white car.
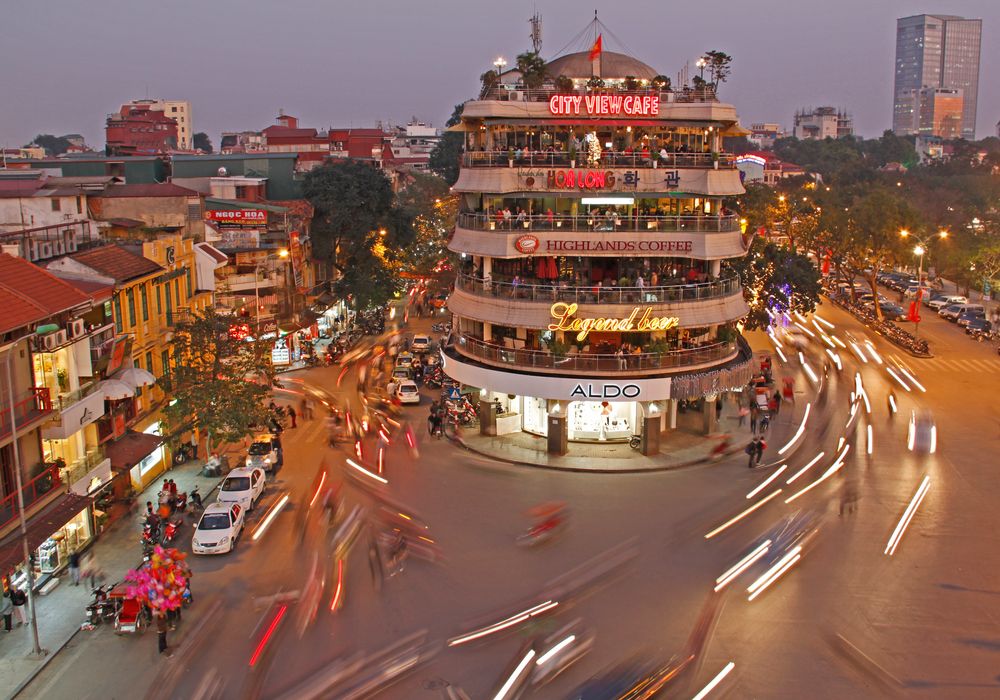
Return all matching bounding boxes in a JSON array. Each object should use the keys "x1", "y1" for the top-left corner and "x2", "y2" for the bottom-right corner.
[
  {"x1": 928, "y1": 295, "x2": 966, "y2": 311},
  {"x1": 217, "y1": 467, "x2": 265, "y2": 511},
  {"x1": 395, "y1": 380, "x2": 420, "y2": 404},
  {"x1": 192, "y1": 502, "x2": 245, "y2": 554},
  {"x1": 410, "y1": 335, "x2": 431, "y2": 352},
  {"x1": 245, "y1": 433, "x2": 282, "y2": 472},
  {"x1": 907, "y1": 410, "x2": 937, "y2": 454},
  {"x1": 395, "y1": 351, "x2": 415, "y2": 368}
]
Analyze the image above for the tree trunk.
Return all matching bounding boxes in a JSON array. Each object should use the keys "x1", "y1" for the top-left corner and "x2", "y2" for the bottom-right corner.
[{"x1": 868, "y1": 271, "x2": 883, "y2": 321}]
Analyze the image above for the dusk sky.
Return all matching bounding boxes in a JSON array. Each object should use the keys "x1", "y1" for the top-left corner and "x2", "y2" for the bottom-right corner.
[{"x1": 3, "y1": 0, "x2": 997, "y2": 149}]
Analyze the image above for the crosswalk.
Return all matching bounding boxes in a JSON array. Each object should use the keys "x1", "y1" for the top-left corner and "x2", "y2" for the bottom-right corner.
[{"x1": 904, "y1": 356, "x2": 1000, "y2": 373}]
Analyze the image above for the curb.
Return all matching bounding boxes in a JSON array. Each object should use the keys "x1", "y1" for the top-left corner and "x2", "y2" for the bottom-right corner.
[{"x1": 825, "y1": 295, "x2": 933, "y2": 359}]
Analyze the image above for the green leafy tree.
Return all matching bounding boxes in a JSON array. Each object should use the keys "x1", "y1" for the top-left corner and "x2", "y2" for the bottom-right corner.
[
  {"x1": 192, "y1": 132, "x2": 213, "y2": 153},
  {"x1": 651, "y1": 75, "x2": 671, "y2": 91},
  {"x1": 516, "y1": 51, "x2": 547, "y2": 89},
  {"x1": 731, "y1": 239, "x2": 822, "y2": 330},
  {"x1": 303, "y1": 161, "x2": 416, "y2": 309},
  {"x1": 428, "y1": 103, "x2": 466, "y2": 186},
  {"x1": 845, "y1": 188, "x2": 915, "y2": 319},
  {"x1": 397, "y1": 173, "x2": 457, "y2": 276},
  {"x1": 28, "y1": 134, "x2": 73, "y2": 156},
  {"x1": 163, "y1": 309, "x2": 273, "y2": 455}
]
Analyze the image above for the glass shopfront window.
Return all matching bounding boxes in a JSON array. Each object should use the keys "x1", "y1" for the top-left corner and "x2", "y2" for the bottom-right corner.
[
  {"x1": 522, "y1": 396, "x2": 548, "y2": 436},
  {"x1": 567, "y1": 400, "x2": 638, "y2": 442},
  {"x1": 7, "y1": 508, "x2": 96, "y2": 590}
]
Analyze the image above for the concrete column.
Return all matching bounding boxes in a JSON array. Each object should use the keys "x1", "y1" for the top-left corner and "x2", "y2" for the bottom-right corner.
[
  {"x1": 547, "y1": 412, "x2": 568, "y2": 455},
  {"x1": 479, "y1": 398, "x2": 496, "y2": 436},
  {"x1": 668, "y1": 399, "x2": 678, "y2": 429},
  {"x1": 702, "y1": 393, "x2": 718, "y2": 435},
  {"x1": 710, "y1": 259, "x2": 721, "y2": 277},
  {"x1": 483, "y1": 256, "x2": 492, "y2": 277},
  {"x1": 483, "y1": 322, "x2": 492, "y2": 342}
]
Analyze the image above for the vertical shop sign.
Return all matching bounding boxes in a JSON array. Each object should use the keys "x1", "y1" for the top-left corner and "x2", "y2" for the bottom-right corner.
[{"x1": 289, "y1": 231, "x2": 305, "y2": 292}]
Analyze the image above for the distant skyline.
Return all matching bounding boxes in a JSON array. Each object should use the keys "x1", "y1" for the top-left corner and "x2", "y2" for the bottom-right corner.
[{"x1": 2, "y1": 0, "x2": 996, "y2": 150}]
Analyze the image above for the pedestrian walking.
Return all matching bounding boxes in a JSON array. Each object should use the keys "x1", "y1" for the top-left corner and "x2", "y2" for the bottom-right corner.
[
  {"x1": 299, "y1": 398, "x2": 309, "y2": 421},
  {"x1": 82, "y1": 551, "x2": 101, "y2": 589},
  {"x1": 189, "y1": 432, "x2": 199, "y2": 460},
  {"x1": 69, "y1": 550, "x2": 81, "y2": 586},
  {"x1": 746, "y1": 438, "x2": 759, "y2": 468},
  {"x1": 737, "y1": 405, "x2": 748, "y2": 427},
  {"x1": 156, "y1": 613, "x2": 169, "y2": 654},
  {"x1": 715, "y1": 399, "x2": 723, "y2": 422},
  {"x1": 773, "y1": 390, "x2": 782, "y2": 415},
  {"x1": 1, "y1": 590, "x2": 13, "y2": 631},
  {"x1": 756, "y1": 437, "x2": 766, "y2": 465},
  {"x1": 10, "y1": 586, "x2": 27, "y2": 626},
  {"x1": 749, "y1": 404, "x2": 759, "y2": 434},
  {"x1": 287, "y1": 406, "x2": 297, "y2": 428}
]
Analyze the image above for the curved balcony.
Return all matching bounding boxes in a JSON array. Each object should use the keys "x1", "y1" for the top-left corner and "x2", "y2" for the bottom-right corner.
[
  {"x1": 458, "y1": 212, "x2": 739, "y2": 234},
  {"x1": 455, "y1": 273, "x2": 741, "y2": 305},
  {"x1": 463, "y1": 150, "x2": 735, "y2": 169},
  {"x1": 452, "y1": 333, "x2": 738, "y2": 377}
]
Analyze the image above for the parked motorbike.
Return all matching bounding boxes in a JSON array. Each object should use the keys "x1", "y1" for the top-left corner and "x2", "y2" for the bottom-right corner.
[
  {"x1": 174, "y1": 491, "x2": 188, "y2": 512},
  {"x1": 172, "y1": 443, "x2": 194, "y2": 465},
  {"x1": 85, "y1": 583, "x2": 120, "y2": 625}
]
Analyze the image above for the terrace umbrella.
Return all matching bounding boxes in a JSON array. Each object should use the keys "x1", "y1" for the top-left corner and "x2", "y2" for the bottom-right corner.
[
  {"x1": 547, "y1": 257, "x2": 558, "y2": 279},
  {"x1": 535, "y1": 257, "x2": 547, "y2": 279}
]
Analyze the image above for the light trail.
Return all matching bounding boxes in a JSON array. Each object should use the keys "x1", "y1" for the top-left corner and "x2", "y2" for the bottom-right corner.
[
  {"x1": 820, "y1": 334, "x2": 836, "y2": 349},
  {"x1": 885, "y1": 476, "x2": 931, "y2": 556},
  {"x1": 249, "y1": 604, "x2": 287, "y2": 667},
  {"x1": 747, "y1": 465, "x2": 787, "y2": 499},
  {"x1": 802, "y1": 361, "x2": 819, "y2": 384},
  {"x1": 774, "y1": 345, "x2": 788, "y2": 363},
  {"x1": 252, "y1": 494, "x2": 289, "y2": 542},
  {"x1": 448, "y1": 601, "x2": 559, "y2": 647},
  {"x1": 767, "y1": 328, "x2": 784, "y2": 349},
  {"x1": 785, "y1": 445, "x2": 850, "y2": 504},
  {"x1": 885, "y1": 367, "x2": 911, "y2": 391},
  {"x1": 346, "y1": 458, "x2": 389, "y2": 485},
  {"x1": 825, "y1": 348, "x2": 843, "y2": 371},
  {"x1": 704, "y1": 489, "x2": 783, "y2": 539},
  {"x1": 794, "y1": 321, "x2": 816, "y2": 338},
  {"x1": 778, "y1": 403, "x2": 811, "y2": 455},
  {"x1": 814, "y1": 314, "x2": 835, "y2": 329},
  {"x1": 714, "y1": 540, "x2": 771, "y2": 592},
  {"x1": 896, "y1": 365, "x2": 926, "y2": 393},
  {"x1": 747, "y1": 547, "x2": 803, "y2": 601},
  {"x1": 888, "y1": 393, "x2": 897, "y2": 414},
  {"x1": 377, "y1": 446, "x2": 385, "y2": 475},
  {"x1": 848, "y1": 341, "x2": 868, "y2": 364},
  {"x1": 794, "y1": 311, "x2": 807, "y2": 323},
  {"x1": 866, "y1": 425, "x2": 874, "y2": 455},
  {"x1": 786, "y1": 452, "x2": 826, "y2": 484},
  {"x1": 536, "y1": 635, "x2": 576, "y2": 666},
  {"x1": 691, "y1": 661, "x2": 736, "y2": 699},
  {"x1": 329, "y1": 559, "x2": 345, "y2": 611},
  {"x1": 829, "y1": 334, "x2": 847, "y2": 349},
  {"x1": 494, "y1": 649, "x2": 536, "y2": 700},
  {"x1": 863, "y1": 340, "x2": 884, "y2": 364},
  {"x1": 308, "y1": 471, "x2": 327, "y2": 508}
]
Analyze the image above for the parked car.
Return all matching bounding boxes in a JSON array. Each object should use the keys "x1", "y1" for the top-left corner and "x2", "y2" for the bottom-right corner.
[
  {"x1": 245, "y1": 433, "x2": 282, "y2": 473},
  {"x1": 965, "y1": 318, "x2": 993, "y2": 335},
  {"x1": 957, "y1": 309, "x2": 986, "y2": 327},
  {"x1": 410, "y1": 334, "x2": 431, "y2": 352},
  {"x1": 395, "y1": 351, "x2": 415, "y2": 367},
  {"x1": 395, "y1": 380, "x2": 421, "y2": 404},
  {"x1": 879, "y1": 302, "x2": 908, "y2": 321},
  {"x1": 192, "y1": 502, "x2": 245, "y2": 555},
  {"x1": 928, "y1": 295, "x2": 967, "y2": 311},
  {"x1": 391, "y1": 366, "x2": 414, "y2": 385},
  {"x1": 217, "y1": 467, "x2": 265, "y2": 511},
  {"x1": 904, "y1": 285, "x2": 934, "y2": 299},
  {"x1": 941, "y1": 303, "x2": 984, "y2": 321}
]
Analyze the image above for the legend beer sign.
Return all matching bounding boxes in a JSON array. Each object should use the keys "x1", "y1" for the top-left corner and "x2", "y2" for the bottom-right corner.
[
  {"x1": 548, "y1": 302, "x2": 679, "y2": 342},
  {"x1": 549, "y1": 94, "x2": 660, "y2": 117}
]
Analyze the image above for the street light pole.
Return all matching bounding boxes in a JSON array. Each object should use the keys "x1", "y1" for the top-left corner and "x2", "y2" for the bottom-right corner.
[
  {"x1": 900, "y1": 229, "x2": 947, "y2": 338},
  {"x1": 3, "y1": 335, "x2": 46, "y2": 657}
]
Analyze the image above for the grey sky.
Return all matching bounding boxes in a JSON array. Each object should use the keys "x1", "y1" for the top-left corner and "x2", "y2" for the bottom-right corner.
[{"x1": 3, "y1": 0, "x2": 997, "y2": 149}]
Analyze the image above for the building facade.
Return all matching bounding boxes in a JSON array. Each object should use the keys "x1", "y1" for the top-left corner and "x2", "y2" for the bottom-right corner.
[
  {"x1": 443, "y1": 49, "x2": 753, "y2": 456},
  {"x1": 893, "y1": 14, "x2": 982, "y2": 139},
  {"x1": 793, "y1": 107, "x2": 853, "y2": 140},
  {"x1": 105, "y1": 103, "x2": 179, "y2": 156},
  {"x1": 914, "y1": 87, "x2": 964, "y2": 139}
]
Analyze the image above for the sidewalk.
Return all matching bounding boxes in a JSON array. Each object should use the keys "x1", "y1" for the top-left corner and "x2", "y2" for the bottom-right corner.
[
  {"x1": 0, "y1": 443, "x2": 243, "y2": 700},
  {"x1": 457, "y1": 393, "x2": 805, "y2": 473}
]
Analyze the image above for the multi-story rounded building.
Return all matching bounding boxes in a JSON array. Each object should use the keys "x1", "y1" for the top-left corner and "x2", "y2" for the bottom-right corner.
[{"x1": 442, "y1": 49, "x2": 754, "y2": 455}]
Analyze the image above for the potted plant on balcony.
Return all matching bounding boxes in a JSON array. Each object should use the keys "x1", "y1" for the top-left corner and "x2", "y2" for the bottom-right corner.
[
  {"x1": 56, "y1": 368, "x2": 69, "y2": 392},
  {"x1": 623, "y1": 75, "x2": 640, "y2": 91},
  {"x1": 567, "y1": 143, "x2": 577, "y2": 169},
  {"x1": 554, "y1": 74, "x2": 573, "y2": 92},
  {"x1": 711, "y1": 151, "x2": 721, "y2": 169},
  {"x1": 586, "y1": 76, "x2": 605, "y2": 90},
  {"x1": 651, "y1": 150, "x2": 660, "y2": 169},
  {"x1": 546, "y1": 339, "x2": 569, "y2": 359},
  {"x1": 507, "y1": 147, "x2": 515, "y2": 168},
  {"x1": 651, "y1": 74, "x2": 672, "y2": 92}
]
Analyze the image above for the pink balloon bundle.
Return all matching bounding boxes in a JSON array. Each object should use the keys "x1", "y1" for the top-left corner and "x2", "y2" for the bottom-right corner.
[{"x1": 124, "y1": 545, "x2": 192, "y2": 612}]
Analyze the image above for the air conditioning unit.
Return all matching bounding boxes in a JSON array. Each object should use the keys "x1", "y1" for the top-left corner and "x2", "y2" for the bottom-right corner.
[
  {"x1": 65, "y1": 235, "x2": 79, "y2": 253},
  {"x1": 52, "y1": 239, "x2": 65, "y2": 256},
  {"x1": 39, "y1": 242, "x2": 53, "y2": 259},
  {"x1": 507, "y1": 90, "x2": 522, "y2": 102},
  {"x1": 68, "y1": 319, "x2": 85, "y2": 338},
  {"x1": 42, "y1": 333, "x2": 60, "y2": 351},
  {"x1": 28, "y1": 240, "x2": 41, "y2": 262}
]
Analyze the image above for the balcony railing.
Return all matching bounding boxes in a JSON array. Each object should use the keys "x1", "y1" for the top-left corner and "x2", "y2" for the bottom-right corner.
[
  {"x1": 225, "y1": 272, "x2": 280, "y2": 292},
  {"x1": 455, "y1": 273, "x2": 741, "y2": 305},
  {"x1": 60, "y1": 448, "x2": 108, "y2": 490},
  {"x1": 53, "y1": 379, "x2": 103, "y2": 412},
  {"x1": 458, "y1": 212, "x2": 739, "y2": 234},
  {"x1": 0, "y1": 464, "x2": 62, "y2": 531},
  {"x1": 453, "y1": 334, "x2": 737, "y2": 376},
  {"x1": 0, "y1": 388, "x2": 53, "y2": 442},
  {"x1": 479, "y1": 85, "x2": 717, "y2": 104},
  {"x1": 463, "y1": 150, "x2": 734, "y2": 169}
]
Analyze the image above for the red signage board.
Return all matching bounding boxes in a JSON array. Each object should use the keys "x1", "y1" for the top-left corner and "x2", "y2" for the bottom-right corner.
[
  {"x1": 203, "y1": 209, "x2": 268, "y2": 225},
  {"x1": 548, "y1": 94, "x2": 660, "y2": 117},
  {"x1": 514, "y1": 235, "x2": 540, "y2": 254},
  {"x1": 547, "y1": 170, "x2": 616, "y2": 189}
]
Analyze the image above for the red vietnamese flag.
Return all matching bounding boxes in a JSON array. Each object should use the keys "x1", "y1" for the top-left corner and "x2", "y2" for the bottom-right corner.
[{"x1": 589, "y1": 34, "x2": 603, "y2": 62}]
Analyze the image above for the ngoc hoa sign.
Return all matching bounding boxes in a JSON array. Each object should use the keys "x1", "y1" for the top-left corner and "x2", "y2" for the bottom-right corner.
[
  {"x1": 548, "y1": 302, "x2": 679, "y2": 341},
  {"x1": 549, "y1": 94, "x2": 660, "y2": 117}
]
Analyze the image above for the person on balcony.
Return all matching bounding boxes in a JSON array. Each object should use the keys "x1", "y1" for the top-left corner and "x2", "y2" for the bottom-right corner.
[
  {"x1": 515, "y1": 208, "x2": 527, "y2": 227},
  {"x1": 545, "y1": 208, "x2": 554, "y2": 229},
  {"x1": 502, "y1": 208, "x2": 512, "y2": 229}
]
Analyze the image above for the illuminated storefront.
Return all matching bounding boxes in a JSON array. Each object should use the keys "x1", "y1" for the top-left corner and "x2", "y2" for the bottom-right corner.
[{"x1": 442, "y1": 41, "x2": 755, "y2": 454}]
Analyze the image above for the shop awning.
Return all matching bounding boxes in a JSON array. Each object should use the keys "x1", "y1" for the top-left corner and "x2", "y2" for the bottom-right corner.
[
  {"x1": 0, "y1": 493, "x2": 93, "y2": 575},
  {"x1": 104, "y1": 431, "x2": 164, "y2": 473}
]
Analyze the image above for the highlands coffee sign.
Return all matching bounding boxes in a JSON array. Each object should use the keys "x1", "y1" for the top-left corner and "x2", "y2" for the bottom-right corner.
[{"x1": 548, "y1": 94, "x2": 660, "y2": 117}]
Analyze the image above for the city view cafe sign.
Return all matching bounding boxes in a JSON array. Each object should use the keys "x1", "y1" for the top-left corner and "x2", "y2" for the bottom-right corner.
[
  {"x1": 548, "y1": 302, "x2": 679, "y2": 342},
  {"x1": 548, "y1": 94, "x2": 660, "y2": 117}
]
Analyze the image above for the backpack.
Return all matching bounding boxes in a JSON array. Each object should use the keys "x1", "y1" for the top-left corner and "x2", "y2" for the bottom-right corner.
[{"x1": 745, "y1": 443, "x2": 755, "y2": 455}]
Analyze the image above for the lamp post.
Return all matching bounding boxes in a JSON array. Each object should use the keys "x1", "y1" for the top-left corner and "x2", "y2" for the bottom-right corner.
[
  {"x1": 900, "y1": 229, "x2": 948, "y2": 337},
  {"x1": 493, "y1": 56, "x2": 507, "y2": 83},
  {"x1": 3, "y1": 334, "x2": 46, "y2": 657},
  {"x1": 696, "y1": 57, "x2": 707, "y2": 80},
  {"x1": 253, "y1": 249, "x2": 289, "y2": 340}
]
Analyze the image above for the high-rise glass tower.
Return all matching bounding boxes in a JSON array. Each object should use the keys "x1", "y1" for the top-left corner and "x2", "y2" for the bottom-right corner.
[{"x1": 893, "y1": 14, "x2": 982, "y2": 139}]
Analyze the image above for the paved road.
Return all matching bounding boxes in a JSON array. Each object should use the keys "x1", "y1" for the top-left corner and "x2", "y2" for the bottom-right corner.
[{"x1": 22, "y1": 301, "x2": 1000, "y2": 699}]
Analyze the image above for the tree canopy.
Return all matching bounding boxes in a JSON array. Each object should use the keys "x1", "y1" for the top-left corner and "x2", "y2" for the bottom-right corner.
[
  {"x1": 162, "y1": 308, "x2": 273, "y2": 453},
  {"x1": 303, "y1": 160, "x2": 416, "y2": 309},
  {"x1": 428, "y1": 103, "x2": 465, "y2": 186},
  {"x1": 731, "y1": 238, "x2": 822, "y2": 330},
  {"x1": 193, "y1": 132, "x2": 213, "y2": 153},
  {"x1": 28, "y1": 134, "x2": 73, "y2": 156}
]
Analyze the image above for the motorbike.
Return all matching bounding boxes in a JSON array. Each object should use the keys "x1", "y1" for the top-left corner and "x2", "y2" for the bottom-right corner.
[
  {"x1": 161, "y1": 517, "x2": 183, "y2": 545},
  {"x1": 172, "y1": 443, "x2": 194, "y2": 465},
  {"x1": 188, "y1": 485, "x2": 204, "y2": 511},
  {"x1": 174, "y1": 491, "x2": 188, "y2": 512},
  {"x1": 85, "y1": 583, "x2": 120, "y2": 625},
  {"x1": 629, "y1": 434, "x2": 642, "y2": 450}
]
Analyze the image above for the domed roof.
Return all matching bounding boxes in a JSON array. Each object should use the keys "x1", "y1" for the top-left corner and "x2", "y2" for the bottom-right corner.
[{"x1": 545, "y1": 50, "x2": 658, "y2": 80}]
